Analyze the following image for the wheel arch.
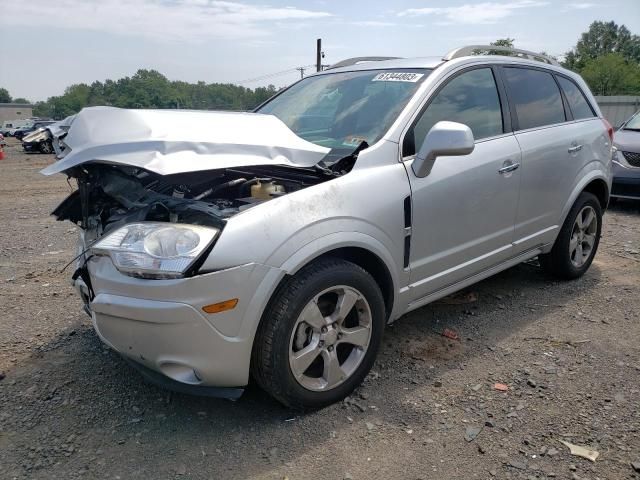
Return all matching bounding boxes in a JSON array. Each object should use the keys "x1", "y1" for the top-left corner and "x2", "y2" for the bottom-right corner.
[
  {"x1": 560, "y1": 168, "x2": 610, "y2": 227},
  {"x1": 582, "y1": 178, "x2": 609, "y2": 210},
  {"x1": 305, "y1": 247, "x2": 395, "y2": 319},
  {"x1": 274, "y1": 231, "x2": 401, "y2": 317}
]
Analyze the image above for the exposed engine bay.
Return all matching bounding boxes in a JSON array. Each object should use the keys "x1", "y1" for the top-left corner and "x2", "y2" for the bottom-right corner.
[
  {"x1": 43, "y1": 107, "x2": 366, "y2": 253},
  {"x1": 52, "y1": 155, "x2": 360, "y2": 245}
]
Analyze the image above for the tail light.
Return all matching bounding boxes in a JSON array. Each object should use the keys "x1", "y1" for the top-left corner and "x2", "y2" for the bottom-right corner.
[{"x1": 602, "y1": 118, "x2": 614, "y2": 143}]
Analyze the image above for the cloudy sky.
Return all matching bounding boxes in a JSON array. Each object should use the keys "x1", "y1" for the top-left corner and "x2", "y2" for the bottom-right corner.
[{"x1": 1, "y1": 0, "x2": 639, "y2": 101}]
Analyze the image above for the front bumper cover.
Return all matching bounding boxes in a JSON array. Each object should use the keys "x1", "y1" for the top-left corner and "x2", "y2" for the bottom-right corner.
[
  {"x1": 80, "y1": 256, "x2": 284, "y2": 391},
  {"x1": 612, "y1": 158, "x2": 640, "y2": 199}
]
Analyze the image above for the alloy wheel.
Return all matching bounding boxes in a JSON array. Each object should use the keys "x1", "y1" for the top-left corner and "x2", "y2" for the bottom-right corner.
[
  {"x1": 40, "y1": 142, "x2": 53, "y2": 154},
  {"x1": 288, "y1": 285, "x2": 372, "y2": 391},
  {"x1": 569, "y1": 205, "x2": 598, "y2": 267}
]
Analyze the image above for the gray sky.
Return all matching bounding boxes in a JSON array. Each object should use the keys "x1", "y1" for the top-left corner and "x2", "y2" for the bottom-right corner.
[{"x1": 2, "y1": 0, "x2": 639, "y2": 101}]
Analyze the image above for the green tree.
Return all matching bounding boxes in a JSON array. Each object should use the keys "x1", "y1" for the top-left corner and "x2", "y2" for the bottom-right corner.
[
  {"x1": 486, "y1": 38, "x2": 516, "y2": 56},
  {"x1": 491, "y1": 38, "x2": 515, "y2": 48},
  {"x1": 0, "y1": 88, "x2": 11, "y2": 103},
  {"x1": 564, "y1": 21, "x2": 640, "y2": 70},
  {"x1": 580, "y1": 53, "x2": 640, "y2": 95},
  {"x1": 12, "y1": 97, "x2": 30, "y2": 104},
  {"x1": 32, "y1": 101, "x2": 50, "y2": 118}
]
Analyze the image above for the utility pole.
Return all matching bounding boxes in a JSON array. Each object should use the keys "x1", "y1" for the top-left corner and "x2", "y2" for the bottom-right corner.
[
  {"x1": 296, "y1": 67, "x2": 306, "y2": 79},
  {"x1": 316, "y1": 38, "x2": 322, "y2": 72}
]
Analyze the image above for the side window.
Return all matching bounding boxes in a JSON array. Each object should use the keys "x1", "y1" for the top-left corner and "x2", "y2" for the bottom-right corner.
[
  {"x1": 405, "y1": 68, "x2": 503, "y2": 156},
  {"x1": 556, "y1": 76, "x2": 595, "y2": 120},
  {"x1": 503, "y1": 67, "x2": 566, "y2": 130}
]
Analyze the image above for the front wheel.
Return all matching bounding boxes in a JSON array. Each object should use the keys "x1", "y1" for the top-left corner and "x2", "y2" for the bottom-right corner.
[
  {"x1": 539, "y1": 192, "x2": 602, "y2": 279},
  {"x1": 39, "y1": 141, "x2": 53, "y2": 154},
  {"x1": 251, "y1": 258, "x2": 386, "y2": 409}
]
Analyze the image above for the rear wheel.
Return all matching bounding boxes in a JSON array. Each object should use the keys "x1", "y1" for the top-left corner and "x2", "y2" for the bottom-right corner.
[
  {"x1": 539, "y1": 192, "x2": 602, "y2": 279},
  {"x1": 251, "y1": 258, "x2": 385, "y2": 409}
]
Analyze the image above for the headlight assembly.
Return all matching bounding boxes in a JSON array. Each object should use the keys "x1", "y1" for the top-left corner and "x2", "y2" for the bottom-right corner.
[{"x1": 92, "y1": 223, "x2": 219, "y2": 279}]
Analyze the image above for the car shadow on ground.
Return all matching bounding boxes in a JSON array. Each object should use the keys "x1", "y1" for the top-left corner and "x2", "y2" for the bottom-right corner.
[
  {"x1": 608, "y1": 198, "x2": 640, "y2": 214},
  {"x1": 1, "y1": 260, "x2": 604, "y2": 478}
]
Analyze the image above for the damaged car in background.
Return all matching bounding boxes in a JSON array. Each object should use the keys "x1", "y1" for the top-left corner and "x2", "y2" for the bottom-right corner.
[
  {"x1": 44, "y1": 46, "x2": 612, "y2": 409},
  {"x1": 22, "y1": 116, "x2": 74, "y2": 154}
]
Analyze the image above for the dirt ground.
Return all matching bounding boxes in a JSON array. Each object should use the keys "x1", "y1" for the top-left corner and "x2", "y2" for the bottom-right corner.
[{"x1": 0, "y1": 137, "x2": 639, "y2": 480}]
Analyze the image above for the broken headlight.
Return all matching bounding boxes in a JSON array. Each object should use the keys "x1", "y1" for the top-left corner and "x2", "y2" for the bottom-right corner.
[{"x1": 92, "y1": 223, "x2": 219, "y2": 279}]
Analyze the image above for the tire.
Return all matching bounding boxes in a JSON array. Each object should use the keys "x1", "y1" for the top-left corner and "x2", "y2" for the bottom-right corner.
[
  {"x1": 251, "y1": 257, "x2": 386, "y2": 409},
  {"x1": 39, "y1": 141, "x2": 53, "y2": 154},
  {"x1": 539, "y1": 192, "x2": 602, "y2": 280}
]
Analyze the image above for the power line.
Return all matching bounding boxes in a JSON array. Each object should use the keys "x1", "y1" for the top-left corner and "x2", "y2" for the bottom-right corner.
[{"x1": 235, "y1": 65, "x2": 315, "y2": 85}]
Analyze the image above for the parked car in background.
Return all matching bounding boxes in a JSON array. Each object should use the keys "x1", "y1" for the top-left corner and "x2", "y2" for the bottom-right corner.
[
  {"x1": 44, "y1": 45, "x2": 612, "y2": 409},
  {"x1": 13, "y1": 125, "x2": 32, "y2": 140},
  {"x1": 15, "y1": 121, "x2": 55, "y2": 141},
  {"x1": 1, "y1": 122, "x2": 16, "y2": 136},
  {"x1": 3, "y1": 120, "x2": 32, "y2": 137},
  {"x1": 612, "y1": 111, "x2": 640, "y2": 201}
]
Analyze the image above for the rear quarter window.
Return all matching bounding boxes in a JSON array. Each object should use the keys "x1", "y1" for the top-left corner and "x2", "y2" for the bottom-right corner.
[
  {"x1": 556, "y1": 76, "x2": 595, "y2": 120},
  {"x1": 503, "y1": 67, "x2": 566, "y2": 130}
]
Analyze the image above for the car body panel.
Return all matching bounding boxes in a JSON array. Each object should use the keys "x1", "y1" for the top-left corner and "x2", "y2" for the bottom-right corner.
[
  {"x1": 612, "y1": 124, "x2": 640, "y2": 199},
  {"x1": 613, "y1": 128, "x2": 639, "y2": 152},
  {"x1": 512, "y1": 118, "x2": 611, "y2": 252},
  {"x1": 86, "y1": 255, "x2": 285, "y2": 386},
  {"x1": 41, "y1": 107, "x2": 330, "y2": 176},
  {"x1": 404, "y1": 134, "x2": 522, "y2": 300},
  {"x1": 200, "y1": 140, "x2": 410, "y2": 321}
]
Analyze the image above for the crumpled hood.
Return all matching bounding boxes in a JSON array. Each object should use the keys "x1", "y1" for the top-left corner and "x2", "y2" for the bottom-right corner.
[
  {"x1": 48, "y1": 114, "x2": 77, "y2": 138},
  {"x1": 41, "y1": 106, "x2": 330, "y2": 176}
]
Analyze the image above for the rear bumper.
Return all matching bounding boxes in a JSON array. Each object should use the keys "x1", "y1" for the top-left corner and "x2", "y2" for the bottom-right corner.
[{"x1": 82, "y1": 256, "x2": 284, "y2": 389}]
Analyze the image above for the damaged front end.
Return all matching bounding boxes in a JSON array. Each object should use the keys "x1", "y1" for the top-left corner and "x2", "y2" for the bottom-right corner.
[{"x1": 45, "y1": 107, "x2": 362, "y2": 301}]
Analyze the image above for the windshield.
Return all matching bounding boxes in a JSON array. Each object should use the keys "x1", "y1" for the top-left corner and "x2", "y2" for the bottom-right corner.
[
  {"x1": 258, "y1": 68, "x2": 430, "y2": 150},
  {"x1": 624, "y1": 113, "x2": 640, "y2": 130}
]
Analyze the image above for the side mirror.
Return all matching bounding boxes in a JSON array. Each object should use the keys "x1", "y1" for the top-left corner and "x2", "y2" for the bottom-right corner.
[{"x1": 412, "y1": 121, "x2": 475, "y2": 178}]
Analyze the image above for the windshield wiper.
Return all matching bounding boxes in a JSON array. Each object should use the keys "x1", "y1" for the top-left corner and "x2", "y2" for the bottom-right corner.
[
  {"x1": 623, "y1": 127, "x2": 640, "y2": 131},
  {"x1": 314, "y1": 141, "x2": 369, "y2": 176}
]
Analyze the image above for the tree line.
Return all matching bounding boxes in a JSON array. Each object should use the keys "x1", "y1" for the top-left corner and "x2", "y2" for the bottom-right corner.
[
  {"x1": 1, "y1": 20, "x2": 638, "y2": 119},
  {"x1": 30, "y1": 70, "x2": 278, "y2": 119},
  {"x1": 2, "y1": 70, "x2": 278, "y2": 119},
  {"x1": 0, "y1": 88, "x2": 30, "y2": 105}
]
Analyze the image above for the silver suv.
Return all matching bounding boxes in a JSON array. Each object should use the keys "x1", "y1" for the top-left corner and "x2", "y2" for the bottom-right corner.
[{"x1": 45, "y1": 46, "x2": 613, "y2": 408}]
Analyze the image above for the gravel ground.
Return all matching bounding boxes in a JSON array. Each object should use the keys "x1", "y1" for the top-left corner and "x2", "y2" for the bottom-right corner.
[{"x1": 0, "y1": 138, "x2": 639, "y2": 480}]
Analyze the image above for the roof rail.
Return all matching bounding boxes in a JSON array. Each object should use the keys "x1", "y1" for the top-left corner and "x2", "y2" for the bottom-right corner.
[
  {"x1": 443, "y1": 45, "x2": 559, "y2": 66},
  {"x1": 326, "y1": 56, "x2": 402, "y2": 70}
]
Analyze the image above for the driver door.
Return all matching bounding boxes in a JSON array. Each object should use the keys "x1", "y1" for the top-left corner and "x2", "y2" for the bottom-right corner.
[{"x1": 403, "y1": 66, "x2": 522, "y2": 302}]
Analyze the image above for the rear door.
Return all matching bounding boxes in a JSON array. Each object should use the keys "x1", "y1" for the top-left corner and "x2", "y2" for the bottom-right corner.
[
  {"x1": 402, "y1": 66, "x2": 522, "y2": 300},
  {"x1": 500, "y1": 66, "x2": 601, "y2": 253}
]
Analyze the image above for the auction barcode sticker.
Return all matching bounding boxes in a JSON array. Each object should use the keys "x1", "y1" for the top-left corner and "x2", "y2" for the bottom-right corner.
[{"x1": 372, "y1": 72, "x2": 424, "y2": 82}]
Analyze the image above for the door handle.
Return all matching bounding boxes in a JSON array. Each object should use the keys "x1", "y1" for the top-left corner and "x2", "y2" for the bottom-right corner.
[
  {"x1": 568, "y1": 144, "x2": 583, "y2": 153},
  {"x1": 498, "y1": 163, "x2": 520, "y2": 174}
]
